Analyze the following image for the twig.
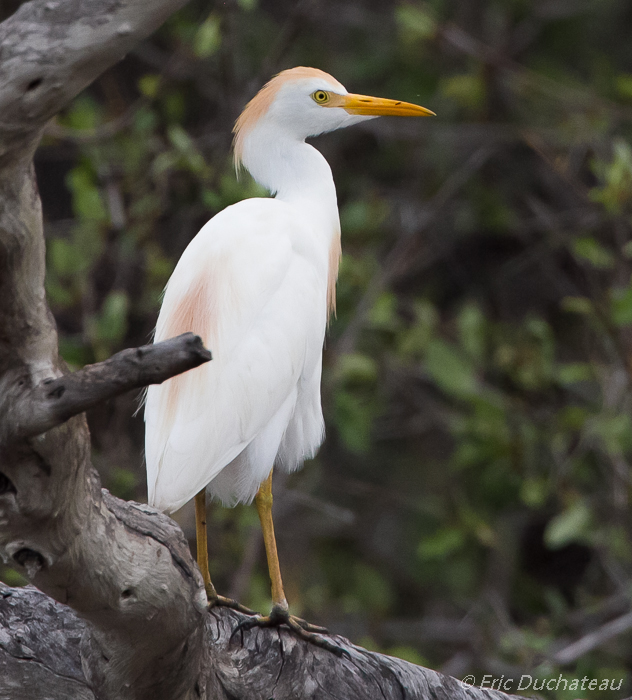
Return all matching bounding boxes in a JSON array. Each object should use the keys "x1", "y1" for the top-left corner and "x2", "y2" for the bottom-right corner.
[
  {"x1": 44, "y1": 102, "x2": 141, "y2": 144},
  {"x1": 552, "y1": 611, "x2": 632, "y2": 665}
]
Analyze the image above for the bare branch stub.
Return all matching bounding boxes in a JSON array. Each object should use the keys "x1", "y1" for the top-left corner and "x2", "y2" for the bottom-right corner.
[{"x1": 11, "y1": 333, "x2": 212, "y2": 439}]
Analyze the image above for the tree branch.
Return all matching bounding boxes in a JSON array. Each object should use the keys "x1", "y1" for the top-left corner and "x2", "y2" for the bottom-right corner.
[
  {"x1": 8, "y1": 333, "x2": 211, "y2": 440},
  {"x1": 552, "y1": 611, "x2": 632, "y2": 665},
  {"x1": 0, "y1": 0, "x2": 191, "y2": 153},
  {"x1": 1, "y1": 582, "x2": 518, "y2": 700}
]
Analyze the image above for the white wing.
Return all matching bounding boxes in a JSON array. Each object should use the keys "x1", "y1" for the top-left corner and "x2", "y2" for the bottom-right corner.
[{"x1": 144, "y1": 197, "x2": 328, "y2": 513}]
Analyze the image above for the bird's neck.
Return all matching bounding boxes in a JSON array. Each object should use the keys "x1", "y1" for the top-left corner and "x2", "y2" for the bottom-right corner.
[
  {"x1": 242, "y1": 128, "x2": 339, "y2": 229},
  {"x1": 241, "y1": 128, "x2": 342, "y2": 317}
]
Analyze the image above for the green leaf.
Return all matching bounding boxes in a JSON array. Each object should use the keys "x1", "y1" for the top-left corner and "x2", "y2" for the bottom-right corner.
[
  {"x1": 64, "y1": 95, "x2": 101, "y2": 130},
  {"x1": 418, "y1": 528, "x2": 465, "y2": 560},
  {"x1": 162, "y1": 90, "x2": 186, "y2": 123},
  {"x1": 166, "y1": 125, "x2": 208, "y2": 175},
  {"x1": 89, "y1": 291, "x2": 130, "y2": 361},
  {"x1": 99, "y1": 291, "x2": 129, "y2": 342},
  {"x1": 335, "y1": 353, "x2": 378, "y2": 386},
  {"x1": 0, "y1": 567, "x2": 27, "y2": 587},
  {"x1": 545, "y1": 500, "x2": 591, "y2": 549},
  {"x1": 457, "y1": 302, "x2": 486, "y2": 361},
  {"x1": 49, "y1": 238, "x2": 86, "y2": 275},
  {"x1": 133, "y1": 105, "x2": 158, "y2": 132},
  {"x1": 194, "y1": 14, "x2": 221, "y2": 58},
  {"x1": 152, "y1": 151, "x2": 178, "y2": 177},
  {"x1": 354, "y1": 563, "x2": 393, "y2": 614},
  {"x1": 212, "y1": 171, "x2": 267, "y2": 208},
  {"x1": 615, "y1": 74, "x2": 632, "y2": 101},
  {"x1": 556, "y1": 362, "x2": 593, "y2": 384},
  {"x1": 333, "y1": 389, "x2": 374, "y2": 453},
  {"x1": 58, "y1": 336, "x2": 91, "y2": 369},
  {"x1": 441, "y1": 73, "x2": 485, "y2": 110},
  {"x1": 369, "y1": 292, "x2": 399, "y2": 331},
  {"x1": 145, "y1": 245, "x2": 174, "y2": 290},
  {"x1": 387, "y1": 646, "x2": 427, "y2": 666},
  {"x1": 611, "y1": 285, "x2": 632, "y2": 326},
  {"x1": 572, "y1": 236, "x2": 614, "y2": 269},
  {"x1": 395, "y1": 5, "x2": 437, "y2": 42},
  {"x1": 589, "y1": 413, "x2": 632, "y2": 456},
  {"x1": 66, "y1": 166, "x2": 107, "y2": 222},
  {"x1": 46, "y1": 279, "x2": 75, "y2": 309},
  {"x1": 340, "y1": 198, "x2": 388, "y2": 240},
  {"x1": 590, "y1": 139, "x2": 632, "y2": 215},
  {"x1": 108, "y1": 468, "x2": 139, "y2": 501},
  {"x1": 559, "y1": 405, "x2": 589, "y2": 430},
  {"x1": 398, "y1": 300, "x2": 438, "y2": 357},
  {"x1": 561, "y1": 296, "x2": 593, "y2": 315},
  {"x1": 138, "y1": 74, "x2": 161, "y2": 98},
  {"x1": 168, "y1": 124, "x2": 194, "y2": 152},
  {"x1": 202, "y1": 188, "x2": 222, "y2": 211},
  {"x1": 425, "y1": 339, "x2": 478, "y2": 399},
  {"x1": 520, "y1": 477, "x2": 549, "y2": 508}
]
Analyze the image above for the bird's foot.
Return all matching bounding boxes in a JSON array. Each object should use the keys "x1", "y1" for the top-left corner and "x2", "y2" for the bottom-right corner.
[
  {"x1": 206, "y1": 586, "x2": 257, "y2": 615},
  {"x1": 232, "y1": 603, "x2": 347, "y2": 657}
]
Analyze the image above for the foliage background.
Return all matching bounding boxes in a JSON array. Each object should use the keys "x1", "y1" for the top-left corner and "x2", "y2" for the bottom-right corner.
[{"x1": 2, "y1": 0, "x2": 632, "y2": 696}]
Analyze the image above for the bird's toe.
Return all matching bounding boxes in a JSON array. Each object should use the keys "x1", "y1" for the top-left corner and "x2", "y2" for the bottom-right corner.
[{"x1": 208, "y1": 592, "x2": 257, "y2": 616}]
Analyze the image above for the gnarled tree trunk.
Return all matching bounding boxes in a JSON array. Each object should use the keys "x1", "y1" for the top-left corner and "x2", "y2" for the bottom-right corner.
[{"x1": 0, "y1": 1, "x2": 517, "y2": 698}]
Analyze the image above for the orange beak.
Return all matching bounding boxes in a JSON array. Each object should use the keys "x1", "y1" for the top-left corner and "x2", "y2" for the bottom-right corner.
[{"x1": 328, "y1": 93, "x2": 435, "y2": 117}]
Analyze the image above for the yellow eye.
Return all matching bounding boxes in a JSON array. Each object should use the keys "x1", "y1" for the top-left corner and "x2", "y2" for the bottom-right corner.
[{"x1": 312, "y1": 90, "x2": 330, "y2": 104}]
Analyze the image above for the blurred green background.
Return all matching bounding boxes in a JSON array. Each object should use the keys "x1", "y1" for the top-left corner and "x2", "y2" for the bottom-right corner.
[{"x1": 3, "y1": 0, "x2": 632, "y2": 696}]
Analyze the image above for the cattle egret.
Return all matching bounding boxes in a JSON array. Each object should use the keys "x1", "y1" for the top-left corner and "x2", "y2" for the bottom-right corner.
[{"x1": 144, "y1": 67, "x2": 434, "y2": 650}]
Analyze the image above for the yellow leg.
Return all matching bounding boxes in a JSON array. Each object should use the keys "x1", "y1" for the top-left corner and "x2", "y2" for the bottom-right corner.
[
  {"x1": 195, "y1": 488, "x2": 217, "y2": 599},
  {"x1": 195, "y1": 488, "x2": 256, "y2": 614},
  {"x1": 255, "y1": 469, "x2": 288, "y2": 611},
  {"x1": 234, "y1": 469, "x2": 342, "y2": 655}
]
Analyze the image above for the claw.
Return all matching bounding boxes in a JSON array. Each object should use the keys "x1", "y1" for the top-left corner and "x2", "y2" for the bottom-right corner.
[{"x1": 231, "y1": 605, "x2": 347, "y2": 657}]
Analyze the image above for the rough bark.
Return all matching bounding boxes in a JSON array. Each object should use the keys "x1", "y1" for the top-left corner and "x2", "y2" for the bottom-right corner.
[
  {"x1": 1, "y1": 584, "x2": 517, "y2": 700},
  {"x1": 0, "y1": 1, "x2": 521, "y2": 699}
]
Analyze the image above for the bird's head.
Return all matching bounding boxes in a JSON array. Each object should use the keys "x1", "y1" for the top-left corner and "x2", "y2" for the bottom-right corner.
[{"x1": 233, "y1": 67, "x2": 434, "y2": 170}]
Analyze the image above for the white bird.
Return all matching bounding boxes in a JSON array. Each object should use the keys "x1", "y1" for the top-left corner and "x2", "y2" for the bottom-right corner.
[{"x1": 144, "y1": 67, "x2": 433, "y2": 648}]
